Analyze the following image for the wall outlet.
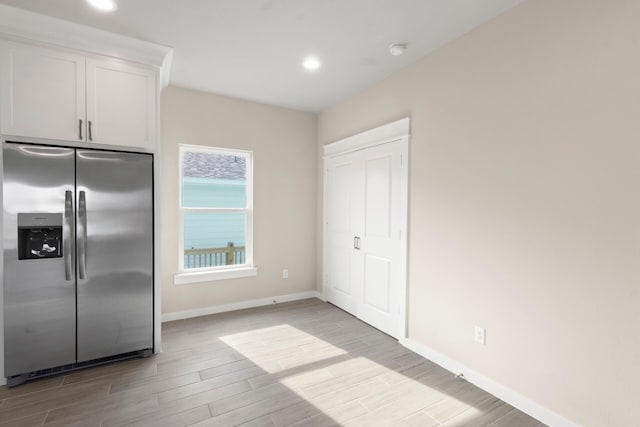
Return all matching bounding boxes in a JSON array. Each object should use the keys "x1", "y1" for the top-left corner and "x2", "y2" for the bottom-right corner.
[
  {"x1": 282, "y1": 269, "x2": 289, "y2": 279},
  {"x1": 474, "y1": 326, "x2": 486, "y2": 345}
]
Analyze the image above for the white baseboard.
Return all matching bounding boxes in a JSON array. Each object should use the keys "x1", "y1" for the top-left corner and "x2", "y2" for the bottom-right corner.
[
  {"x1": 400, "y1": 338, "x2": 579, "y2": 427},
  {"x1": 161, "y1": 291, "x2": 323, "y2": 322},
  {"x1": 315, "y1": 290, "x2": 327, "y2": 302}
]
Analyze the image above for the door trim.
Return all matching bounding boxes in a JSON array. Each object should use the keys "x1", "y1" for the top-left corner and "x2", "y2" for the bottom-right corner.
[{"x1": 322, "y1": 117, "x2": 410, "y2": 339}]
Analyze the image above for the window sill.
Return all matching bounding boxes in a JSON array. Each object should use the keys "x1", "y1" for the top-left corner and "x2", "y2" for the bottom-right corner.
[{"x1": 174, "y1": 266, "x2": 258, "y2": 285}]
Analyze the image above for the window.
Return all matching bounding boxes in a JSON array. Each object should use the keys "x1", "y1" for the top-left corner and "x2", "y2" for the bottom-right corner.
[{"x1": 175, "y1": 145, "x2": 255, "y2": 284}]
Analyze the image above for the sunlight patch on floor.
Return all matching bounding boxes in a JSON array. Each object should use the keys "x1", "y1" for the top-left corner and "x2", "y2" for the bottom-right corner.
[
  {"x1": 220, "y1": 323, "x2": 477, "y2": 425},
  {"x1": 220, "y1": 324, "x2": 347, "y2": 373}
]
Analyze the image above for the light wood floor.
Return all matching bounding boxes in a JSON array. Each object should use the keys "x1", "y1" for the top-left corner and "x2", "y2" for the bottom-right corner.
[{"x1": 0, "y1": 299, "x2": 546, "y2": 427}]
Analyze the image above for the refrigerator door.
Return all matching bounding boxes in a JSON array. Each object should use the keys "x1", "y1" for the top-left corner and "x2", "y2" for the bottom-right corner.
[
  {"x1": 76, "y1": 149, "x2": 153, "y2": 362},
  {"x1": 3, "y1": 143, "x2": 76, "y2": 376}
]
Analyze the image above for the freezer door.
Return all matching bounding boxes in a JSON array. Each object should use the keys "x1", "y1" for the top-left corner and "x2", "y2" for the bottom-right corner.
[
  {"x1": 3, "y1": 143, "x2": 76, "y2": 376},
  {"x1": 75, "y1": 149, "x2": 153, "y2": 362}
]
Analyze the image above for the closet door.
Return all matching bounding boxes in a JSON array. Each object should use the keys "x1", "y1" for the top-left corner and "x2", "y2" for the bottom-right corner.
[
  {"x1": 356, "y1": 141, "x2": 405, "y2": 338},
  {"x1": 325, "y1": 152, "x2": 359, "y2": 314},
  {"x1": 324, "y1": 138, "x2": 408, "y2": 340}
]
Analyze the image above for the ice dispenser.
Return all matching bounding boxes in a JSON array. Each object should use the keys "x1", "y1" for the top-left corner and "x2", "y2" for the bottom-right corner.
[{"x1": 17, "y1": 213, "x2": 63, "y2": 260}]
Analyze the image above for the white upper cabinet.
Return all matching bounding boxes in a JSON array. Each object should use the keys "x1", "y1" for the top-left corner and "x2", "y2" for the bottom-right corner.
[
  {"x1": 86, "y1": 58, "x2": 156, "y2": 149},
  {"x1": 0, "y1": 41, "x2": 86, "y2": 142},
  {"x1": 0, "y1": 40, "x2": 158, "y2": 150}
]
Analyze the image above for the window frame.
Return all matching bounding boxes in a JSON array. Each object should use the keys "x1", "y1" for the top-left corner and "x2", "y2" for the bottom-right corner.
[{"x1": 174, "y1": 144, "x2": 256, "y2": 285}]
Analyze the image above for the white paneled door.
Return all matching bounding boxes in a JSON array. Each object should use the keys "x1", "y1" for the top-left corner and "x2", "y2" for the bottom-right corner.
[
  {"x1": 325, "y1": 135, "x2": 408, "y2": 339},
  {"x1": 326, "y1": 154, "x2": 359, "y2": 315}
]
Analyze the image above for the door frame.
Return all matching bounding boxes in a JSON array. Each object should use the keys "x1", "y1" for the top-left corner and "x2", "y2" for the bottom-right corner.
[{"x1": 322, "y1": 118, "x2": 410, "y2": 339}]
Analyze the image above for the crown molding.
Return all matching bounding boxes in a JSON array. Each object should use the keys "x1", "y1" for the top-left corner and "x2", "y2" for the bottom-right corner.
[
  {"x1": 323, "y1": 117, "x2": 410, "y2": 158},
  {"x1": 0, "y1": 4, "x2": 173, "y2": 87}
]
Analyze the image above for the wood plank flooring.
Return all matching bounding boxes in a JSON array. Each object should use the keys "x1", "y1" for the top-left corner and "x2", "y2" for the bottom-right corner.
[{"x1": 0, "y1": 298, "x2": 546, "y2": 426}]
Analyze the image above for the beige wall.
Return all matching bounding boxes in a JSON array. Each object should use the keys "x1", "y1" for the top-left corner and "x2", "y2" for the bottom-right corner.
[
  {"x1": 318, "y1": 0, "x2": 640, "y2": 426},
  {"x1": 160, "y1": 86, "x2": 317, "y2": 315}
]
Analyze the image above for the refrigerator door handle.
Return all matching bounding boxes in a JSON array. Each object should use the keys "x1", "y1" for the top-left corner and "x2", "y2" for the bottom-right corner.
[
  {"x1": 64, "y1": 190, "x2": 73, "y2": 280},
  {"x1": 78, "y1": 190, "x2": 87, "y2": 279}
]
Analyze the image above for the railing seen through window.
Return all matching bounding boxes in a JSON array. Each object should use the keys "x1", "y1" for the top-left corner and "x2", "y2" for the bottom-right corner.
[{"x1": 184, "y1": 242, "x2": 246, "y2": 268}]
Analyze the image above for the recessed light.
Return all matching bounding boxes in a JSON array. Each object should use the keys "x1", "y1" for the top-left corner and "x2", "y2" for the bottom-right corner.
[
  {"x1": 302, "y1": 56, "x2": 321, "y2": 71},
  {"x1": 87, "y1": 0, "x2": 117, "y2": 12}
]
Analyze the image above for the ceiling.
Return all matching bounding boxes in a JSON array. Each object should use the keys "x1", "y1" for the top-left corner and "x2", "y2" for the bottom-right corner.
[{"x1": 0, "y1": 0, "x2": 524, "y2": 112}]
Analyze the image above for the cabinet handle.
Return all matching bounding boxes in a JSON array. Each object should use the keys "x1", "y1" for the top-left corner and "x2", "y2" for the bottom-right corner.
[
  {"x1": 354, "y1": 236, "x2": 361, "y2": 250},
  {"x1": 79, "y1": 119, "x2": 83, "y2": 140},
  {"x1": 88, "y1": 120, "x2": 93, "y2": 141}
]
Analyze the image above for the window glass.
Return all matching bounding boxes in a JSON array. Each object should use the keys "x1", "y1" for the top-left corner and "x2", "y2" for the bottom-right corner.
[
  {"x1": 183, "y1": 212, "x2": 247, "y2": 268},
  {"x1": 179, "y1": 146, "x2": 252, "y2": 272},
  {"x1": 182, "y1": 152, "x2": 247, "y2": 208}
]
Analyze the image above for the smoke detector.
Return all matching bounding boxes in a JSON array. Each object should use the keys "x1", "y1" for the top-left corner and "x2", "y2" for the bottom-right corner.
[{"x1": 389, "y1": 43, "x2": 407, "y2": 56}]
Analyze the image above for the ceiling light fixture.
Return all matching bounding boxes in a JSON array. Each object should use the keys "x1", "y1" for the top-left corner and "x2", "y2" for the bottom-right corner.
[
  {"x1": 302, "y1": 56, "x2": 321, "y2": 71},
  {"x1": 389, "y1": 43, "x2": 407, "y2": 56},
  {"x1": 87, "y1": 0, "x2": 117, "y2": 12}
]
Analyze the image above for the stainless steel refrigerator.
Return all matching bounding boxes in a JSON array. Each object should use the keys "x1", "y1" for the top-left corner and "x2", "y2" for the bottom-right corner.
[{"x1": 3, "y1": 142, "x2": 153, "y2": 385}]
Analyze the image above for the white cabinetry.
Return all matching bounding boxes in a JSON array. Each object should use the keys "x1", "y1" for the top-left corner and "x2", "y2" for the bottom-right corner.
[
  {"x1": 0, "y1": 42, "x2": 85, "y2": 142},
  {"x1": 0, "y1": 40, "x2": 157, "y2": 150},
  {"x1": 86, "y1": 58, "x2": 156, "y2": 149}
]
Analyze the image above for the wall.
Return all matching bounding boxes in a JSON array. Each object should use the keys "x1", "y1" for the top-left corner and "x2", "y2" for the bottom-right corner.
[
  {"x1": 161, "y1": 86, "x2": 317, "y2": 315},
  {"x1": 318, "y1": 0, "x2": 640, "y2": 426}
]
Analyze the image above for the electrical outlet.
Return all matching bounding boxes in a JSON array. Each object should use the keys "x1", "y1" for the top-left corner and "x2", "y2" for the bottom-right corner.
[
  {"x1": 282, "y1": 269, "x2": 289, "y2": 279},
  {"x1": 474, "y1": 326, "x2": 486, "y2": 345}
]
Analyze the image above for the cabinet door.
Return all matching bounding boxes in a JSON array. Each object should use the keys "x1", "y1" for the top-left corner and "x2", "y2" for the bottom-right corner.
[
  {"x1": 86, "y1": 58, "x2": 156, "y2": 150},
  {"x1": 0, "y1": 41, "x2": 86, "y2": 141}
]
